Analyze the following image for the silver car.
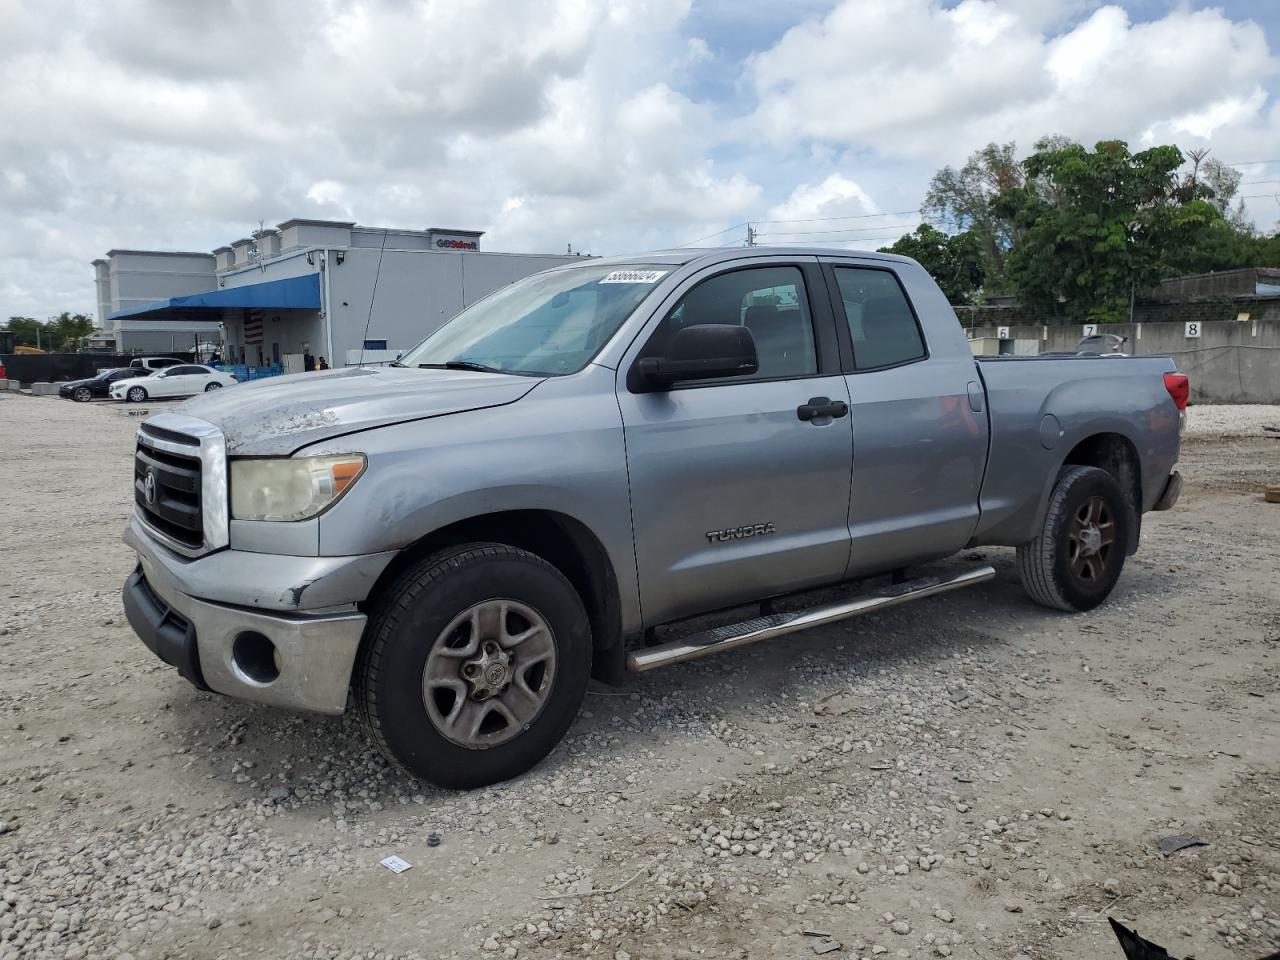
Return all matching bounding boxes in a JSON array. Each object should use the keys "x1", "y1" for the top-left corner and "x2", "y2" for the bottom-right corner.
[{"x1": 121, "y1": 247, "x2": 1185, "y2": 788}]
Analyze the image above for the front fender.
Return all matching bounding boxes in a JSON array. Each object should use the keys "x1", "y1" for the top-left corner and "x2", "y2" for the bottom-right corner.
[{"x1": 302, "y1": 367, "x2": 641, "y2": 637}]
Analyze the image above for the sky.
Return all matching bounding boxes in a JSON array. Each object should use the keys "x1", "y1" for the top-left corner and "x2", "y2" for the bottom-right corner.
[{"x1": 3, "y1": 0, "x2": 1280, "y2": 323}]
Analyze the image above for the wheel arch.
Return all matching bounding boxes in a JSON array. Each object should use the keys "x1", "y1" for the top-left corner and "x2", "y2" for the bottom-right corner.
[
  {"x1": 1058, "y1": 431, "x2": 1142, "y2": 555},
  {"x1": 362, "y1": 509, "x2": 627, "y2": 684}
]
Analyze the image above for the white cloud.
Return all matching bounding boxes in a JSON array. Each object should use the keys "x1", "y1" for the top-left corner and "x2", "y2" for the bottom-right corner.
[
  {"x1": 2, "y1": 0, "x2": 1279, "y2": 319},
  {"x1": 767, "y1": 174, "x2": 879, "y2": 221},
  {"x1": 748, "y1": 1, "x2": 1279, "y2": 166},
  {"x1": 0, "y1": 0, "x2": 759, "y2": 318}
]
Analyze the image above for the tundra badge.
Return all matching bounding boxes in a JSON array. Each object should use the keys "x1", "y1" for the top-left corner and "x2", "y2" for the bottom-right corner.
[{"x1": 706, "y1": 522, "x2": 776, "y2": 543}]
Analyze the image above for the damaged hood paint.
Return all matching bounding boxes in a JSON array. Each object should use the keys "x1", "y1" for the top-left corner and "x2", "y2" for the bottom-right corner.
[{"x1": 175, "y1": 365, "x2": 542, "y2": 455}]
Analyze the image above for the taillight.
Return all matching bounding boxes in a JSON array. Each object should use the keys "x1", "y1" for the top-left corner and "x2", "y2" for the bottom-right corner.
[{"x1": 1163, "y1": 372, "x2": 1189, "y2": 411}]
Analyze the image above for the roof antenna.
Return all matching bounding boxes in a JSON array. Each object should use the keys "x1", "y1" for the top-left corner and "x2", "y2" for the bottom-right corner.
[{"x1": 357, "y1": 229, "x2": 389, "y2": 368}]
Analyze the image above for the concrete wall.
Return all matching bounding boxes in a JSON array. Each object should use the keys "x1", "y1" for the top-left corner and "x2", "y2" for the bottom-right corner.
[
  {"x1": 92, "y1": 260, "x2": 111, "y2": 332},
  {"x1": 103, "y1": 250, "x2": 217, "y2": 318},
  {"x1": 967, "y1": 318, "x2": 1280, "y2": 403},
  {"x1": 278, "y1": 219, "x2": 356, "y2": 253},
  {"x1": 102, "y1": 250, "x2": 222, "y2": 350},
  {"x1": 115, "y1": 321, "x2": 218, "y2": 355}
]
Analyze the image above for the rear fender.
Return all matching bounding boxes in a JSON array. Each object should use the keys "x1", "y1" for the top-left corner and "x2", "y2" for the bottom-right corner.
[{"x1": 973, "y1": 368, "x2": 1179, "y2": 547}]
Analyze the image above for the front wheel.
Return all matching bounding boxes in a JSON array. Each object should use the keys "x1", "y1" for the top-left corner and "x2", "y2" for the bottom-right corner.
[
  {"x1": 1017, "y1": 465, "x2": 1131, "y2": 612},
  {"x1": 356, "y1": 543, "x2": 591, "y2": 789},
  {"x1": 126, "y1": 386, "x2": 147, "y2": 403},
  {"x1": 73, "y1": 386, "x2": 92, "y2": 402},
  {"x1": 204, "y1": 381, "x2": 223, "y2": 392}
]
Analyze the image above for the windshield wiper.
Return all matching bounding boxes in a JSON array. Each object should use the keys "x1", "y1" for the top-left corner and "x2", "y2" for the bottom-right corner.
[{"x1": 418, "y1": 361, "x2": 505, "y2": 374}]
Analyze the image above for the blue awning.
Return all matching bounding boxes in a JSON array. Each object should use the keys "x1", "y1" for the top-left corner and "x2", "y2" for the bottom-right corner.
[{"x1": 109, "y1": 273, "x2": 321, "y2": 321}]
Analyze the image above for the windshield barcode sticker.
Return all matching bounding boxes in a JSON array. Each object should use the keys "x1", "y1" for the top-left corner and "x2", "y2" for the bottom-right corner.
[{"x1": 599, "y1": 270, "x2": 667, "y2": 284}]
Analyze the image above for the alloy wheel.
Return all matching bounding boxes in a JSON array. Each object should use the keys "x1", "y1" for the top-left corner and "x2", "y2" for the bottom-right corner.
[
  {"x1": 1068, "y1": 495, "x2": 1115, "y2": 582},
  {"x1": 421, "y1": 599, "x2": 557, "y2": 749}
]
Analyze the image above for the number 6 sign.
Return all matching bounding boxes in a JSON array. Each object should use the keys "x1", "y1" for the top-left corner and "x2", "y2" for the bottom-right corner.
[{"x1": 1185, "y1": 321, "x2": 1201, "y2": 338}]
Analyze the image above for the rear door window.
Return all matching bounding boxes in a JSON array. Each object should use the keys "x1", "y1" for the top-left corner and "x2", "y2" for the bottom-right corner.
[{"x1": 832, "y1": 267, "x2": 927, "y2": 370}]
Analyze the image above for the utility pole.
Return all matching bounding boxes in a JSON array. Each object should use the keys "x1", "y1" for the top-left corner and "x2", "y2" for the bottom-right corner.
[{"x1": 745, "y1": 223, "x2": 756, "y2": 247}]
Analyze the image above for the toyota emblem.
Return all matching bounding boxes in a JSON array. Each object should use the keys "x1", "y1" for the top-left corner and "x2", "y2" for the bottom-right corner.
[{"x1": 143, "y1": 470, "x2": 157, "y2": 506}]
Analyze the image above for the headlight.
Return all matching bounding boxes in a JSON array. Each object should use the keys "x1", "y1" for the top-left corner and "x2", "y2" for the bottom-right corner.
[{"x1": 230, "y1": 455, "x2": 366, "y2": 522}]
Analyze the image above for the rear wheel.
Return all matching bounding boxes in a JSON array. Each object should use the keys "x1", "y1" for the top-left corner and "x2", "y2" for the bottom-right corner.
[
  {"x1": 1017, "y1": 465, "x2": 1131, "y2": 612},
  {"x1": 73, "y1": 386, "x2": 92, "y2": 402},
  {"x1": 126, "y1": 386, "x2": 147, "y2": 403},
  {"x1": 204, "y1": 381, "x2": 223, "y2": 392},
  {"x1": 357, "y1": 543, "x2": 591, "y2": 789}
]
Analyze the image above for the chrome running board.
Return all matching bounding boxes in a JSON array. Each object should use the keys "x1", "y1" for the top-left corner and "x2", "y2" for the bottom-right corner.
[{"x1": 626, "y1": 565, "x2": 996, "y2": 673}]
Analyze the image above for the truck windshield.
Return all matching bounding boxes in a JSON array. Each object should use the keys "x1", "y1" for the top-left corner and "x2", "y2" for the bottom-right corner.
[{"x1": 397, "y1": 263, "x2": 669, "y2": 377}]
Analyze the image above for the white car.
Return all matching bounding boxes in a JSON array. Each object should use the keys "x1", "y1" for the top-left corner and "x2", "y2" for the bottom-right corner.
[
  {"x1": 128, "y1": 356, "x2": 184, "y2": 372},
  {"x1": 110, "y1": 364, "x2": 237, "y2": 402}
]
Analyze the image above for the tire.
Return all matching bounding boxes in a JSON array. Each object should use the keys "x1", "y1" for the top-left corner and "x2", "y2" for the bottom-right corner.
[
  {"x1": 357, "y1": 543, "x2": 592, "y2": 789},
  {"x1": 204, "y1": 381, "x2": 223, "y2": 392},
  {"x1": 73, "y1": 387, "x2": 92, "y2": 402},
  {"x1": 1017, "y1": 465, "x2": 1131, "y2": 612},
  {"x1": 126, "y1": 386, "x2": 147, "y2": 403}
]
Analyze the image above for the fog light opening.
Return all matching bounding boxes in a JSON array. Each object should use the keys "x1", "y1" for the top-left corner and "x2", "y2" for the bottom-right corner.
[{"x1": 232, "y1": 631, "x2": 280, "y2": 685}]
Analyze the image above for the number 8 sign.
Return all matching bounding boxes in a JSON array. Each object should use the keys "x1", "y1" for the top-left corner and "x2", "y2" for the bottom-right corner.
[{"x1": 1185, "y1": 321, "x2": 1202, "y2": 338}]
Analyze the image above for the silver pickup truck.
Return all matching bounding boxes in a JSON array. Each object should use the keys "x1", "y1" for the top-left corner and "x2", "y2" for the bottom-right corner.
[{"x1": 122, "y1": 247, "x2": 1186, "y2": 788}]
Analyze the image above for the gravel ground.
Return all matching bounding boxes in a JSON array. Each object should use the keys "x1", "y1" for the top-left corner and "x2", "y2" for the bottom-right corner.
[
  {"x1": 1185, "y1": 404, "x2": 1280, "y2": 439},
  {"x1": 1, "y1": 393, "x2": 1278, "y2": 960}
]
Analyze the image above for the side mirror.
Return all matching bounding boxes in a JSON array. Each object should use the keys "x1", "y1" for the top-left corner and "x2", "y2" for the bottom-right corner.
[{"x1": 632, "y1": 324, "x2": 758, "y2": 391}]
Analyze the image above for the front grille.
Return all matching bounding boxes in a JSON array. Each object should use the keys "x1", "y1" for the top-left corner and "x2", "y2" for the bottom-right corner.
[
  {"x1": 139, "y1": 423, "x2": 200, "y2": 447},
  {"x1": 135, "y1": 436, "x2": 204, "y2": 549}
]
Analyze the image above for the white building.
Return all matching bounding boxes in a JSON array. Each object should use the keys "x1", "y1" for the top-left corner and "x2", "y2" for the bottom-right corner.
[
  {"x1": 93, "y1": 250, "x2": 222, "y2": 354},
  {"x1": 95, "y1": 220, "x2": 582, "y2": 365}
]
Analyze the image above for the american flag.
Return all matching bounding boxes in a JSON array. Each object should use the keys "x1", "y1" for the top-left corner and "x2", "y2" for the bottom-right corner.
[{"x1": 243, "y1": 310, "x2": 264, "y2": 345}]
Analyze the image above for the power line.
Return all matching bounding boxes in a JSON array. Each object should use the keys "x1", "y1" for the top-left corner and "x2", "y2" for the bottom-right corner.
[
  {"x1": 747, "y1": 209, "x2": 921, "y2": 226},
  {"x1": 751, "y1": 236, "x2": 905, "y2": 247},
  {"x1": 756, "y1": 222, "x2": 920, "y2": 239},
  {"x1": 677, "y1": 222, "x2": 748, "y2": 247}
]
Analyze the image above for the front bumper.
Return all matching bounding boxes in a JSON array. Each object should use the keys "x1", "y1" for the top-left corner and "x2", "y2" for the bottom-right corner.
[{"x1": 122, "y1": 519, "x2": 393, "y2": 714}]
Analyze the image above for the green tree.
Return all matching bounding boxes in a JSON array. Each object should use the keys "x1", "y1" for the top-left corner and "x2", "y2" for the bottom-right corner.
[
  {"x1": 47, "y1": 312, "x2": 95, "y2": 351},
  {"x1": 922, "y1": 142, "x2": 1022, "y2": 293},
  {"x1": 4, "y1": 316, "x2": 42, "y2": 348},
  {"x1": 1245, "y1": 232, "x2": 1280, "y2": 266},
  {"x1": 921, "y1": 136, "x2": 1077, "y2": 295},
  {"x1": 995, "y1": 140, "x2": 1243, "y2": 321},
  {"x1": 3, "y1": 313, "x2": 96, "y2": 351},
  {"x1": 878, "y1": 225, "x2": 985, "y2": 303}
]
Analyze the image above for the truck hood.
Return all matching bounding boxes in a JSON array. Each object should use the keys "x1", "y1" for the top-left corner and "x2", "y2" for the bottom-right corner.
[{"x1": 175, "y1": 366, "x2": 542, "y2": 455}]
